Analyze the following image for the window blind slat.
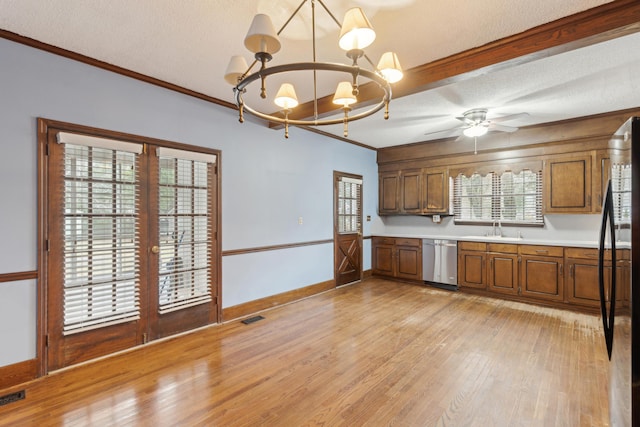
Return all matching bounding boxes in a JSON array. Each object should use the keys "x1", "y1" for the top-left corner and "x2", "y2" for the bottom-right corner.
[
  {"x1": 454, "y1": 169, "x2": 543, "y2": 225},
  {"x1": 62, "y1": 142, "x2": 141, "y2": 335},
  {"x1": 157, "y1": 153, "x2": 212, "y2": 313}
]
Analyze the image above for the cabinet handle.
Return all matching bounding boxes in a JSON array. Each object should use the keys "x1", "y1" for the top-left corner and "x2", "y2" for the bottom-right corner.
[
  {"x1": 559, "y1": 264, "x2": 563, "y2": 275},
  {"x1": 535, "y1": 250, "x2": 548, "y2": 254},
  {"x1": 570, "y1": 265, "x2": 574, "y2": 278}
]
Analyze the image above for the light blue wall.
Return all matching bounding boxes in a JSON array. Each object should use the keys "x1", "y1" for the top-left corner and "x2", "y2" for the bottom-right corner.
[{"x1": 0, "y1": 38, "x2": 379, "y2": 367}]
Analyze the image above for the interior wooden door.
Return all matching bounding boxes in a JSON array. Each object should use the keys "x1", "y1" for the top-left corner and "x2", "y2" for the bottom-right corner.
[{"x1": 334, "y1": 172, "x2": 363, "y2": 286}]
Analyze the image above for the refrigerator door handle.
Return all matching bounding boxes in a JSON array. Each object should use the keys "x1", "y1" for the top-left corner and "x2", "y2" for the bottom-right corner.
[{"x1": 599, "y1": 179, "x2": 617, "y2": 360}]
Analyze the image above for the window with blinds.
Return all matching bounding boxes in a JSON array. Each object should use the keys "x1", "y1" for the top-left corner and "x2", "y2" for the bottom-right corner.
[
  {"x1": 611, "y1": 164, "x2": 631, "y2": 224},
  {"x1": 337, "y1": 177, "x2": 362, "y2": 233},
  {"x1": 157, "y1": 147, "x2": 215, "y2": 314},
  {"x1": 59, "y1": 133, "x2": 142, "y2": 335},
  {"x1": 454, "y1": 169, "x2": 543, "y2": 225}
]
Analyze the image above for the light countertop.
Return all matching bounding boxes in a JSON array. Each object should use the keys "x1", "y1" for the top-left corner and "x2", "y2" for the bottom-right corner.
[{"x1": 372, "y1": 234, "x2": 630, "y2": 249}]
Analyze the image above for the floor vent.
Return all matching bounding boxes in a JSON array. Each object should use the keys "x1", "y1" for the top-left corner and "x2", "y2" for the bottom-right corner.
[
  {"x1": 0, "y1": 390, "x2": 26, "y2": 407},
  {"x1": 241, "y1": 315, "x2": 265, "y2": 325}
]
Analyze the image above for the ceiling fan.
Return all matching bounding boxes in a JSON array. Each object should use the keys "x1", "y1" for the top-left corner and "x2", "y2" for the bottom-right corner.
[{"x1": 424, "y1": 108, "x2": 528, "y2": 139}]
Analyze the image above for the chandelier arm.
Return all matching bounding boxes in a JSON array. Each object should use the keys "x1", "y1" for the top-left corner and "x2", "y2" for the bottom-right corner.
[
  {"x1": 316, "y1": 0, "x2": 342, "y2": 28},
  {"x1": 277, "y1": 0, "x2": 309, "y2": 36}
]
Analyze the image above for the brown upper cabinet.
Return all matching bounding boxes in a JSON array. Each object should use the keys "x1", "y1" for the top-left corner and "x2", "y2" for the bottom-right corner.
[
  {"x1": 379, "y1": 167, "x2": 449, "y2": 216},
  {"x1": 400, "y1": 169, "x2": 422, "y2": 214},
  {"x1": 544, "y1": 153, "x2": 593, "y2": 213},
  {"x1": 423, "y1": 167, "x2": 449, "y2": 214},
  {"x1": 379, "y1": 171, "x2": 400, "y2": 214}
]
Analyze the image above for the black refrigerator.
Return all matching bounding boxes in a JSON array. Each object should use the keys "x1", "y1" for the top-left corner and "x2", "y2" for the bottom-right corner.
[{"x1": 599, "y1": 116, "x2": 639, "y2": 426}]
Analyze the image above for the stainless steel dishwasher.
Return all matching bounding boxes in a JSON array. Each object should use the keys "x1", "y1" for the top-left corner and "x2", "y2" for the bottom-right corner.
[{"x1": 423, "y1": 239, "x2": 458, "y2": 290}]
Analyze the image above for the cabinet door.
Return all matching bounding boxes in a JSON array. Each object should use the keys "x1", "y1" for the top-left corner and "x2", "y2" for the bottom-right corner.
[
  {"x1": 458, "y1": 250, "x2": 486, "y2": 289},
  {"x1": 520, "y1": 255, "x2": 564, "y2": 301},
  {"x1": 487, "y1": 253, "x2": 518, "y2": 295},
  {"x1": 372, "y1": 243, "x2": 395, "y2": 277},
  {"x1": 566, "y1": 259, "x2": 602, "y2": 307},
  {"x1": 396, "y1": 245, "x2": 422, "y2": 280},
  {"x1": 544, "y1": 154, "x2": 592, "y2": 213},
  {"x1": 400, "y1": 169, "x2": 422, "y2": 214},
  {"x1": 379, "y1": 172, "x2": 400, "y2": 214},
  {"x1": 423, "y1": 167, "x2": 449, "y2": 214}
]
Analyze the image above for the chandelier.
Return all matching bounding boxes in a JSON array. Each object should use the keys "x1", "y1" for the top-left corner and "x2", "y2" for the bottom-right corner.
[{"x1": 224, "y1": 0, "x2": 404, "y2": 138}]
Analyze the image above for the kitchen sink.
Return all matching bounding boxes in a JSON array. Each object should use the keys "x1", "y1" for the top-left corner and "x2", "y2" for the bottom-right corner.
[{"x1": 461, "y1": 235, "x2": 523, "y2": 242}]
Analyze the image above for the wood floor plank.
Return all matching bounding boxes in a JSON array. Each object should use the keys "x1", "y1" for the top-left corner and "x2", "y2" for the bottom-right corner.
[{"x1": 0, "y1": 278, "x2": 610, "y2": 426}]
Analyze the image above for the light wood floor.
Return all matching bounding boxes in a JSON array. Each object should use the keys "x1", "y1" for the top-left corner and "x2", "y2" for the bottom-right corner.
[{"x1": 0, "y1": 278, "x2": 610, "y2": 426}]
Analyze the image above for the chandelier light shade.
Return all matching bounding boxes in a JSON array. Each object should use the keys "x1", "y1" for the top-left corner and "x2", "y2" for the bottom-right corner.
[
  {"x1": 224, "y1": 55, "x2": 250, "y2": 85},
  {"x1": 225, "y1": 0, "x2": 404, "y2": 138},
  {"x1": 332, "y1": 81, "x2": 358, "y2": 107},
  {"x1": 274, "y1": 83, "x2": 299, "y2": 109},
  {"x1": 244, "y1": 14, "x2": 281, "y2": 55},
  {"x1": 377, "y1": 52, "x2": 403, "y2": 84},
  {"x1": 338, "y1": 7, "x2": 376, "y2": 52}
]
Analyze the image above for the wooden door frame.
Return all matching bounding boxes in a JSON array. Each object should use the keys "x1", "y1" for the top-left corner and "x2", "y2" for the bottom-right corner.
[
  {"x1": 333, "y1": 171, "x2": 363, "y2": 286},
  {"x1": 37, "y1": 118, "x2": 222, "y2": 374}
]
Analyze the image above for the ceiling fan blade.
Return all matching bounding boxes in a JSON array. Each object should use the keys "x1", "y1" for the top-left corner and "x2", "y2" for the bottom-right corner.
[
  {"x1": 490, "y1": 112, "x2": 529, "y2": 123},
  {"x1": 488, "y1": 123, "x2": 519, "y2": 133},
  {"x1": 423, "y1": 127, "x2": 464, "y2": 139}
]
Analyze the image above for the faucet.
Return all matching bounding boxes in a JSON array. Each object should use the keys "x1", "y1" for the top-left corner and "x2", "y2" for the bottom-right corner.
[{"x1": 492, "y1": 219, "x2": 502, "y2": 237}]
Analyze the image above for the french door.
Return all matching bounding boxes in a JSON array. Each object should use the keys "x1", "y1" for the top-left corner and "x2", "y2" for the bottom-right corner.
[
  {"x1": 334, "y1": 172, "x2": 363, "y2": 286},
  {"x1": 42, "y1": 121, "x2": 219, "y2": 371}
]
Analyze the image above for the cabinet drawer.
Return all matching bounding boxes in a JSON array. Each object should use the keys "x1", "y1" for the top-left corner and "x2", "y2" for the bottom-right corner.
[
  {"x1": 373, "y1": 237, "x2": 395, "y2": 245},
  {"x1": 458, "y1": 241, "x2": 487, "y2": 251},
  {"x1": 396, "y1": 238, "x2": 421, "y2": 247},
  {"x1": 564, "y1": 247, "x2": 611, "y2": 260},
  {"x1": 487, "y1": 243, "x2": 518, "y2": 254},
  {"x1": 519, "y1": 245, "x2": 563, "y2": 257}
]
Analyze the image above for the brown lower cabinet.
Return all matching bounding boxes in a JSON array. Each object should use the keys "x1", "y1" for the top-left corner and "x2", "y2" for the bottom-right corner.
[
  {"x1": 457, "y1": 242, "x2": 487, "y2": 289},
  {"x1": 487, "y1": 243, "x2": 519, "y2": 295},
  {"x1": 565, "y1": 247, "x2": 627, "y2": 308},
  {"x1": 519, "y1": 245, "x2": 564, "y2": 302},
  {"x1": 372, "y1": 237, "x2": 422, "y2": 281},
  {"x1": 457, "y1": 241, "x2": 631, "y2": 310}
]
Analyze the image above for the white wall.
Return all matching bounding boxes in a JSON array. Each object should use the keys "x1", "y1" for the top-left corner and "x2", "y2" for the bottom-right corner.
[{"x1": 0, "y1": 38, "x2": 379, "y2": 367}]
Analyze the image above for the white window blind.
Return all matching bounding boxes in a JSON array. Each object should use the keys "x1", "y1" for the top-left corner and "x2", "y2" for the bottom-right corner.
[
  {"x1": 158, "y1": 149, "x2": 214, "y2": 314},
  {"x1": 61, "y1": 139, "x2": 141, "y2": 335},
  {"x1": 337, "y1": 177, "x2": 362, "y2": 233},
  {"x1": 454, "y1": 173, "x2": 494, "y2": 223},
  {"x1": 498, "y1": 170, "x2": 543, "y2": 224},
  {"x1": 611, "y1": 163, "x2": 631, "y2": 224},
  {"x1": 454, "y1": 170, "x2": 543, "y2": 225}
]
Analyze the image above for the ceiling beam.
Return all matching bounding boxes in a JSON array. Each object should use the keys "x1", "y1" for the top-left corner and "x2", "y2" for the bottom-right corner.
[{"x1": 270, "y1": 0, "x2": 640, "y2": 128}]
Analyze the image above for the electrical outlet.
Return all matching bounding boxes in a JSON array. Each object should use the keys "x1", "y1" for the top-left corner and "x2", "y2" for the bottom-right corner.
[{"x1": 298, "y1": 216, "x2": 303, "y2": 225}]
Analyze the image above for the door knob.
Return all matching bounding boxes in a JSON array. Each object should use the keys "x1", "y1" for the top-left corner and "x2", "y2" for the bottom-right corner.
[{"x1": 151, "y1": 246, "x2": 160, "y2": 254}]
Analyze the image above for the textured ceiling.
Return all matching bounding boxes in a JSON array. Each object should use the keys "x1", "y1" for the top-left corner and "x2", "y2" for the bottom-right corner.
[{"x1": 2, "y1": 0, "x2": 638, "y2": 149}]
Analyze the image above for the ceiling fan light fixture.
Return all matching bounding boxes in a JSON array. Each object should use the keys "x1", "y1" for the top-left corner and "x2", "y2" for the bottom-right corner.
[{"x1": 463, "y1": 124, "x2": 489, "y2": 137}]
